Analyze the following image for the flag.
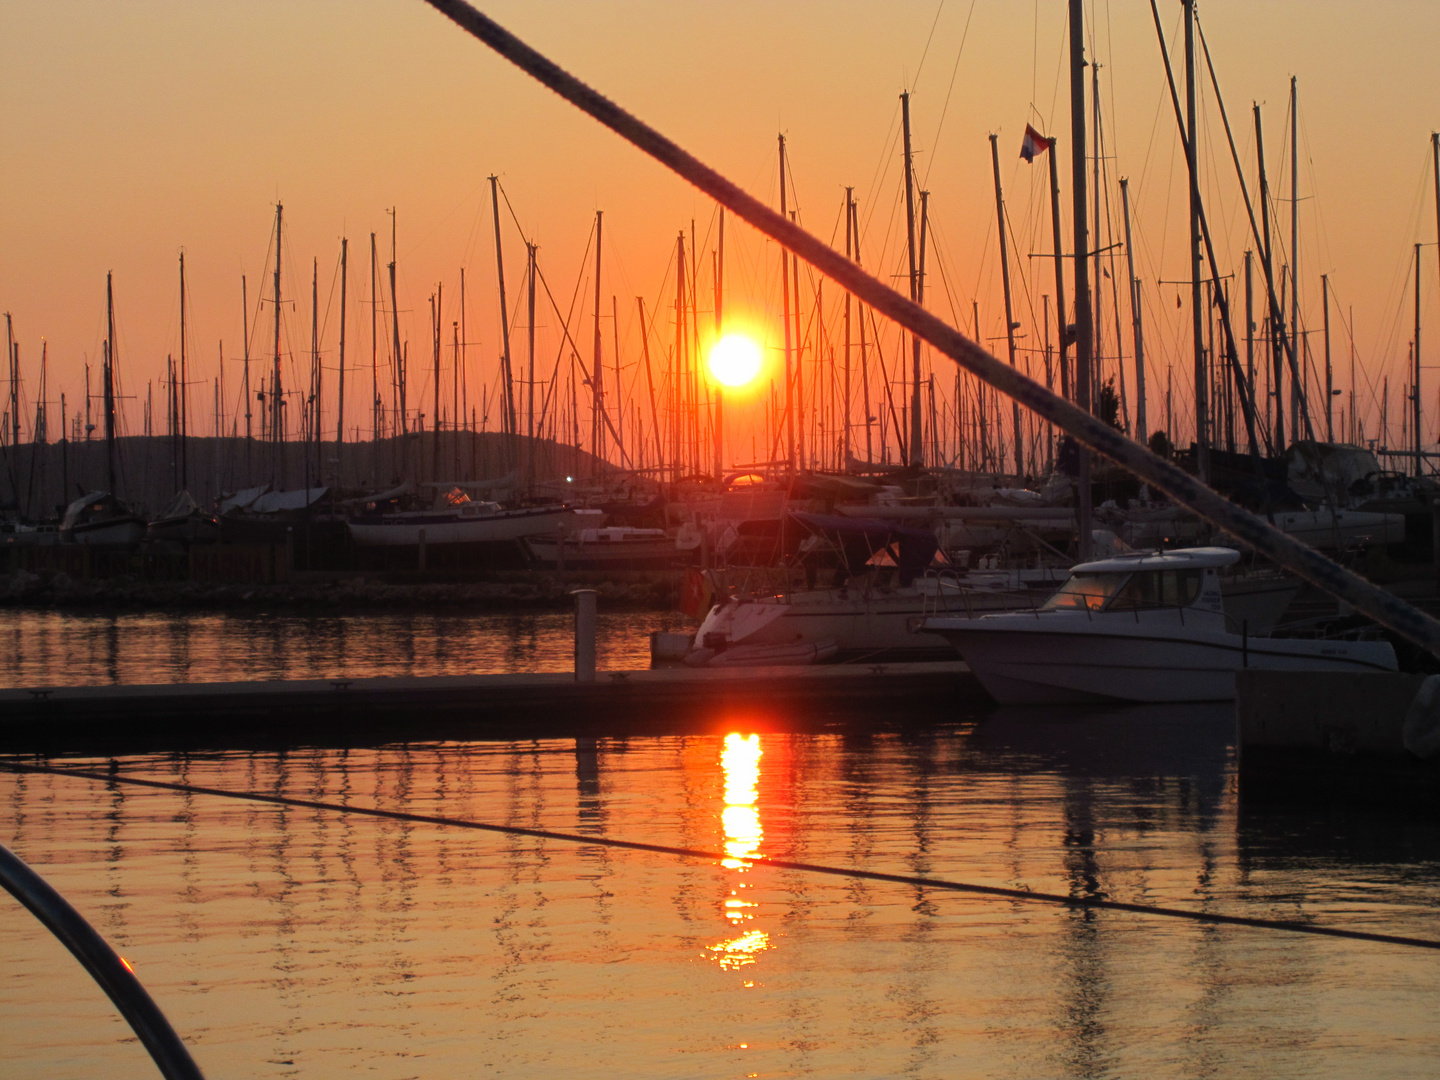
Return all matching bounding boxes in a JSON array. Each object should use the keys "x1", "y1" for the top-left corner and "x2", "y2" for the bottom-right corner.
[{"x1": 1020, "y1": 124, "x2": 1049, "y2": 163}]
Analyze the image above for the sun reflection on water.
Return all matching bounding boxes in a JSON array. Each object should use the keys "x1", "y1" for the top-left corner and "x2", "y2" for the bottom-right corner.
[{"x1": 709, "y1": 733, "x2": 773, "y2": 971}]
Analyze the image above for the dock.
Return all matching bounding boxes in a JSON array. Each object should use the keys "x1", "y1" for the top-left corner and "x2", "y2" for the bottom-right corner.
[
  {"x1": 0, "y1": 662, "x2": 981, "y2": 754},
  {"x1": 1237, "y1": 669, "x2": 1440, "y2": 811}
]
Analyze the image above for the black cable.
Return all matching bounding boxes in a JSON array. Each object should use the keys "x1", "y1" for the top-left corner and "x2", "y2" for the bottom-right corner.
[{"x1": 4, "y1": 761, "x2": 1437, "y2": 952}]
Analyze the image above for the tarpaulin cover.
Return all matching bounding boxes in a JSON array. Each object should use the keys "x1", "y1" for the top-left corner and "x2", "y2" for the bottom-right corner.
[{"x1": 788, "y1": 510, "x2": 939, "y2": 585}]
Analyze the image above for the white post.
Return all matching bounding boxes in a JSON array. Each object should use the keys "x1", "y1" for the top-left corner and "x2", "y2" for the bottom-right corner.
[{"x1": 573, "y1": 588, "x2": 597, "y2": 682}]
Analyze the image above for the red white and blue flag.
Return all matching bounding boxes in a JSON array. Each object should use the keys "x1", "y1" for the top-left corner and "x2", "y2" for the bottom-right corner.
[{"x1": 1020, "y1": 124, "x2": 1049, "y2": 163}]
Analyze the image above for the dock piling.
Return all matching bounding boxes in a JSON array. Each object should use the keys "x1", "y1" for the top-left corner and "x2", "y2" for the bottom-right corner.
[{"x1": 573, "y1": 588, "x2": 597, "y2": 682}]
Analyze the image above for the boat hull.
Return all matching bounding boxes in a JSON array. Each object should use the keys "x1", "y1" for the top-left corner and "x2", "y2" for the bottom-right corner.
[
  {"x1": 692, "y1": 579, "x2": 1056, "y2": 663},
  {"x1": 348, "y1": 507, "x2": 574, "y2": 546},
  {"x1": 65, "y1": 518, "x2": 146, "y2": 545},
  {"x1": 929, "y1": 618, "x2": 1398, "y2": 704}
]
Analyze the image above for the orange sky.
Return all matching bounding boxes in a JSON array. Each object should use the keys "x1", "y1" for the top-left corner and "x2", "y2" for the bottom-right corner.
[{"x1": 2, "y1": 0, "x2": 1438, "y2": 463}]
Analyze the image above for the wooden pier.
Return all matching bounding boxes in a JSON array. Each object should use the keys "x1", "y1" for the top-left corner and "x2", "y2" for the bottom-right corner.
[
  {"x1": 1237, "y1": 669, "x2": 1440, "y2": 811},
  {"x1": 0, "y1": 662, "x2": 981, "y2": 754}
]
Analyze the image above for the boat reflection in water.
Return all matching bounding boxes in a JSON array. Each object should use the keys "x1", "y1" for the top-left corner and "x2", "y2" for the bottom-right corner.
[{"x1": 709, "y1": 732, "x2": 772, "y2": 974}]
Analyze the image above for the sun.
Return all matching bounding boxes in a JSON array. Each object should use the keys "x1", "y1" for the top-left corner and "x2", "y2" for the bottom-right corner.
[{"x1": 707, "y1": 333, "x2": 763, "y2": 388}]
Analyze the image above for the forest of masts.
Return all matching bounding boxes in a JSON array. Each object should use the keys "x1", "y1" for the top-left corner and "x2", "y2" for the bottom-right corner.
[{"x1": 4, "y1": 6, "x2": 1440, "y2": 504}]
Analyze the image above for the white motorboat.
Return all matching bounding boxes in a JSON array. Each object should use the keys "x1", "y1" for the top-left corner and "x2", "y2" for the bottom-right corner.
[
  {"x1": 923, "y1": 547, "x2": 1397, "y2": 705},
  {"x1": 348, "y1": 492, "x2": 576, "y2": 547}
]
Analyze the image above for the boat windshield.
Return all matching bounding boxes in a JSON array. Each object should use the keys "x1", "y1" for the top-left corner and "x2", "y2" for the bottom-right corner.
[
  {"x1": 1041, "y1": 572, "x2": 1132, "y2": 611},
  {"x1": 1042, "y1": 567, "x2": 1206, "y2": 612}
]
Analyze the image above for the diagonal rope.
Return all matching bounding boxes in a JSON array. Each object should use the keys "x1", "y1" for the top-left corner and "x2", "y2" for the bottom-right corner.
[{"x1": 3, "y1": 761, "x2": 1437, "y2": 952}]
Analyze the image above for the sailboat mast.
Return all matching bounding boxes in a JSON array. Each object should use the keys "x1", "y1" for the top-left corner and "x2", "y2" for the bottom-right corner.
[
  {"x1": 902, "y1": 91, "x2": 922, "y2": 466},
  {"x1": 179, "y1": 251, "x2": 189, "y2": 491},
  {"x1": 592, "y1": 210, "x2": 605, "y2": 468},
  {"x1": 1121, "y1": 177, "x2": 1146, "y2": 445},
  {"x1": 1069, "y1": 0, "x2": 1094, "y2": 559},
  {"x1": 337, "y1": 237, "x2": 348, "y2": 464},
  {"x1": 433, "y1": 284, "x2": 442, "y2": 481},
  {"x1": 638, "y1": 296, "x2": 663, "y2": 476},
  {"x1": 989, "y1": 134, "x2": 1024, "y2": 477},
  {"x1": 526, "y1": 241, "x2": 537, "y2": 485},
  {"x1": 1184, "y1": 0, "x2": 1207, "y2": 481},
  {"x1": 714, "y1": 207, "x2": 725, "y2": 482},
  {"x1": 104, "y1": 272, "x2": 118, "y2": 493},
  {"x1": 1416, "y1": 242, "x2": 1424, "y2": 477},
  {"x1": 242, "y1": 275, "x2": 252, "y2": 475},
  {"x1": 370, "y1": 233, "x2": 380, "y2": 448},
  {"x1": 311, "y1": 257, "x2": 320, "y2": 474},
  {"x1": 779, "y1": 134, "x2": 794, "y2": 473},
  {"x1": 272, "y1": 203, "x2": 283, "y2": 455},
  {"x1": 842, "y1": 190, "x2": 853, "y2": 467},
  {"x1": 489, "y1": 179, "x2": 517, "y2": 462},
  {"x1": 1322, "y1": 274, "x2": 1332, "y2": 441},
  {"x1": 389, "y1": 209, "x2": 406, "y2": 437},
  {"x1": 1046, "y1": 137, "x2": 1070, "y2": 403},
  {"x1": 1290, "y1": 76, "x2": 1300, "y2": 444}
]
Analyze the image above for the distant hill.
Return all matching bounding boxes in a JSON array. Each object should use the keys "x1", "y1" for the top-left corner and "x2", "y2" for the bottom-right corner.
[{"x1": 0, "y1": 431, "x2": 620, "y2": 519}]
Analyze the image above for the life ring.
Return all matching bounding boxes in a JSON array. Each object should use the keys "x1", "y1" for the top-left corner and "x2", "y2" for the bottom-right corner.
[{"x1": 1402, "y1": 675, "x2": 1440, "y2": 759}]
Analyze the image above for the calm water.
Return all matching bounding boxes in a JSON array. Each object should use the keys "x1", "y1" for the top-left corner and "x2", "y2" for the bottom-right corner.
[
  {"x1": 4, "y1": 710, "x2": 1440, "y2": 1078},
  {"x1": 0, "y1": 609, "x2": 684, "y2": 687}
]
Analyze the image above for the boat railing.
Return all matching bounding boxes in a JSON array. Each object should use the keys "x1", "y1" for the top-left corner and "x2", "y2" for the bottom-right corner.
[{"x1": 0, "y1": 842, "x2": 206, "y2": 1079}]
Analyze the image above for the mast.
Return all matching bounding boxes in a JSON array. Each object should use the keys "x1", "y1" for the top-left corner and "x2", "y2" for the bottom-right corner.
[
  {"x1": 370, "y1": 234, "x2": 380, "y2": 450},
  {"x1": 842, "y1": 189, "x2": 853, "y2": 467},
  {"x1": 433, "y1": 284, "x2": 442, "y2": 481},
  {"x1": 902, "y1": 91, "x2": 922, "y2": 466},
  {"x1": 1046, "y1": 137, "x2": 1071, "y2": 403},
  {"x1": 337, "y1": 237, "x2": 347, "y2": 467},
  {"x1": 853, "y1": 198, "x2": 872, "y2": 465},
  {"x1": 179, "y1": 251, "x2": 188, "y2": 491},
  {"x1": 489, "y1": 180, "x2": 516, "y2": 457},
  {"x1": 1255, "y1": 105, "x2": 1283, "y2": 453},
  {"x1": 714, "y1": 207, "x2": 724, "y2": 482},
  {"x1": 1091, "y1": 60, "x2": 1104, "y2": 410},
  {"x1": 674, "y1": 232, "x2": 687, "y2": 479},
  {"x1": 1290, "y1": 76, "x2": 1300, "y2": 444},
  {"x1": 242, "y1": 275, "x2": 252, "y2": 476},
  {"x1": 526, "y1": 241, "x2": 537, "y2": 485},
  {"x1": 612, "y1": 294, "x2": 622, "y2": 465},
  {"x1": 1069, "y1": 0, "x2": 1094, "y2": 559},
  {"x1": 1416, "y1": 242, "x2": 1424, "y2": 477},
  {"x1": 779, "y1": 134, "x2": 794, "y2": 472},
  {"x1": 989, "y1": 134, "x2": 1024, "y2": 477},
  {"x1": 1121, "y1": 177, "x2": 1146, "y2": 445},
  {"x1": 104, "y1": 272, "x2": 118, "y2": 493},
  {"x1": 592, "y1": 210, "x2": 605, "y2": 468},
  {"x1": 1244, "y1": 250, "x2": 1255, "y2": 449},
  {"x1": 1184, "y1": 0, "x2": 1207, "y2": 481},
  {"x1": 638, "y1": 296, "x2": 663, "y2": 476},
  {"x1": 272, "y1": 203, "x2": 283, "y2": 460},
  {"x1": 311, "y1": 257, "x2": 320, "y2": 479},
  {"x1": 1322, "y1": 273, "x2": 1332, "y2": 442},
  {"x1": 388, "y1": 209, "x2": 406, "y2": 437},
  {"x1": 6, "y1": 312, "x2": 16, "y2": 454}
]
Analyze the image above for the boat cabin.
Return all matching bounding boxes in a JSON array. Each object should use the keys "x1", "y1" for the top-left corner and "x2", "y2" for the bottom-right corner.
[{"x1": 1040, "y1": 547, "x2": 1238, "y2": 615}]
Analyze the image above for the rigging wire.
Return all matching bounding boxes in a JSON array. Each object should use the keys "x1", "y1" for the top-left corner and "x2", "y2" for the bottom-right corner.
[{"x1": 3, "y1": 761, "x2": 1438, "y2": 953}]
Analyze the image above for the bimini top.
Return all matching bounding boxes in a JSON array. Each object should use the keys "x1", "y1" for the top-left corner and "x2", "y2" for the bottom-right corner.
[{"x1": 1070, "y1": 546, "x2": 1240, "y2": 575}]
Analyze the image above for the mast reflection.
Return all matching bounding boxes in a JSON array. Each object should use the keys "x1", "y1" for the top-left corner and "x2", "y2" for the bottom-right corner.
[{"x1": 708, "y1": 732, "x2": 772, "y2": 972}]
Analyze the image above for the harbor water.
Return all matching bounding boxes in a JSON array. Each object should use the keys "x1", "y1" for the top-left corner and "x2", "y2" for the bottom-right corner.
[
  {"x1": 4, "y1": 707, "x2": 1440, "y2": 1078},
  {"x1": 0, "y1": 609, "x2": 678, "y2": 688}
]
